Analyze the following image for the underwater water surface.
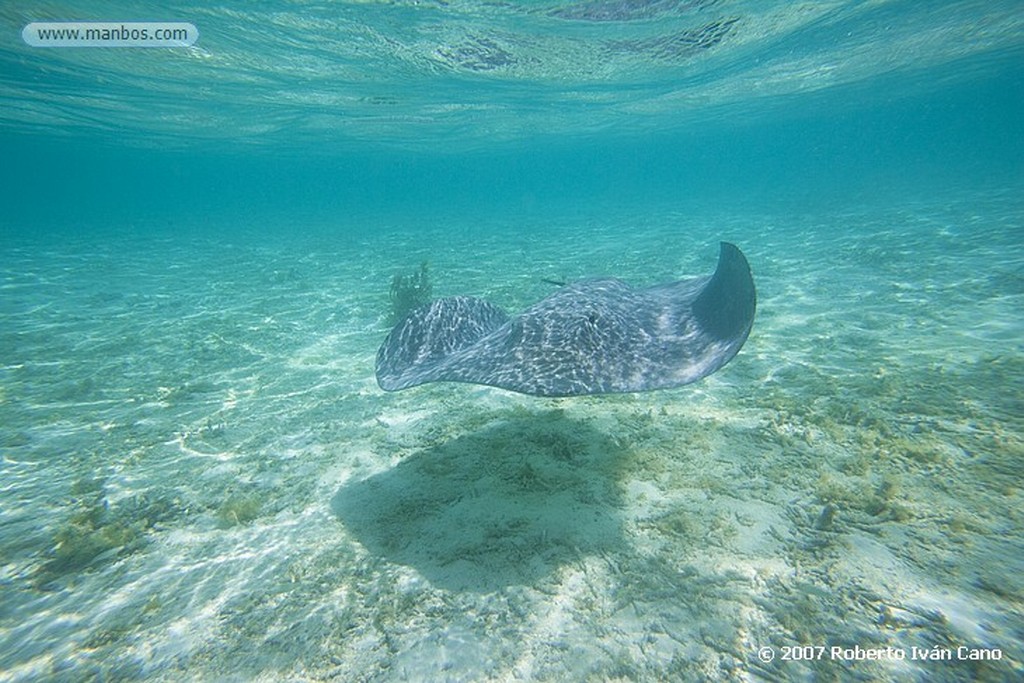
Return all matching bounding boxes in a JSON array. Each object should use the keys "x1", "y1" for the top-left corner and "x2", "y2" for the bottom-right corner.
[{"x1": 1, "y1": 1, "x2": 1023, "y2": 681}]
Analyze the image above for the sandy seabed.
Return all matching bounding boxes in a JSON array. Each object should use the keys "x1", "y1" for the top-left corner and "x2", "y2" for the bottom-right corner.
[{"x1": 1, "y1": 189, "x2": 1021, "y2": 681}]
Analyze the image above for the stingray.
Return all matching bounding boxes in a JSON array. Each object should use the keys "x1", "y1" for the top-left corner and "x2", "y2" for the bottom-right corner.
[{"x1": 375, "y1": 242, "x2": 756, "y2": 397}]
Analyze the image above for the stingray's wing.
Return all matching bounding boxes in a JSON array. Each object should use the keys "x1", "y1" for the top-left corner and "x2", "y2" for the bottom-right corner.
[{"x1": 375, "y1": 296, "x2": 510, "y2": 391}]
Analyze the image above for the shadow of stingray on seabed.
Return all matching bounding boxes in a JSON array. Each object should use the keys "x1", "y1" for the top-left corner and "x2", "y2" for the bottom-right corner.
[{"x1": 331, "y1": 410, "x2": 632, "y2": 592}]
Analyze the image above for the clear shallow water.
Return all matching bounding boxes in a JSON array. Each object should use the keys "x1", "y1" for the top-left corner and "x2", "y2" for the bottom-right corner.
[
  {"x1": 1, "y1": 1, "x2": 1023, "y2": 681},
  {"x1": 3, "y1": 192, "x2": 1022, "y2": 681},
  {"x1": 1, "y1": 0, "x2": 1021, "y2": 150}
]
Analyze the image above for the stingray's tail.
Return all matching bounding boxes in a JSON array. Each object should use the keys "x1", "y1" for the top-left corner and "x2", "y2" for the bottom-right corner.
[{"x1": 693, "y1": 242, "x2": 756, "y2": 343}]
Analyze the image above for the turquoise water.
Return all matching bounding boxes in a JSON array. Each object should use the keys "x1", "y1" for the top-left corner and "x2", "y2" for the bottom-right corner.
[{"x1": 2, "y1": 2, "x2": 1023, "y2": 681}]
